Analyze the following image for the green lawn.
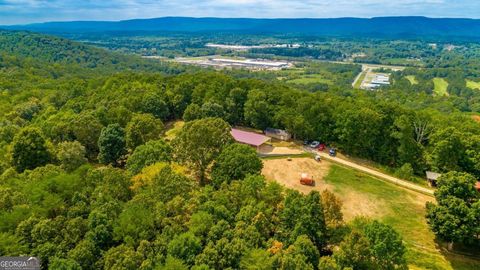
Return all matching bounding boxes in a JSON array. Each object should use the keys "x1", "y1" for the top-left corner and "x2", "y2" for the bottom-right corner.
[
  {"x1": 405, "y1": 75, "x2": 418, "y2": 85},
  {"x1": 466, "y1": 80, "x2": 480, "y2": 90},
  {"x1": 324, "y1": 164, "x2": 480, "y2": 270},
  {"x1": 433, "y1": 78, "x2": 449, "y2": 96}
]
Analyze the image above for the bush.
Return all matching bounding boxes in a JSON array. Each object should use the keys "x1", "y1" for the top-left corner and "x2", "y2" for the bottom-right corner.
[{"x1": 395, "y1": 163, "x2": 413, "y2": 180}]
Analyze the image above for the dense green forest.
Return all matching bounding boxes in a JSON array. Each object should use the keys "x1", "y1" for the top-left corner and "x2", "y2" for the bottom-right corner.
[{"x1": 0, "y1": 30, "x2": 479, "y2": 269}]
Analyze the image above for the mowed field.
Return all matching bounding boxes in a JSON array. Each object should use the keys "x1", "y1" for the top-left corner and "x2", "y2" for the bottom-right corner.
[
  {"x1": 262, "y1": 158, "x2": 480, "y2": 270},
  {"x1": 433, "y1": 78, "x2": 449, "y2": 96}
]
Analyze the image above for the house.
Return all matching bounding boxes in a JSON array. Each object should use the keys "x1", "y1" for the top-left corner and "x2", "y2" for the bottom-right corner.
[
  {"x1": 231, "y1": 128, "x2": 271, "y2": 151},
  {"x1": 426, "y1": 171, "x2": 441, "y2": 187},
  {"x1": 265, "y1": 128, "x2": 291, "y2": 141}
]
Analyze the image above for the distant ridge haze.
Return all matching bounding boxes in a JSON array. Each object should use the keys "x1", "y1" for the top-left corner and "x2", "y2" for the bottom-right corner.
[{"x1": 3, "y1": 17, "x2": 480, "y2": 40}]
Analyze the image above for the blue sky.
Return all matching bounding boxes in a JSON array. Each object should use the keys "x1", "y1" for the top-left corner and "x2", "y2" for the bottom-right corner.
[{"x1": 1, "y1": 0, "x2": 479, "y2": 25}]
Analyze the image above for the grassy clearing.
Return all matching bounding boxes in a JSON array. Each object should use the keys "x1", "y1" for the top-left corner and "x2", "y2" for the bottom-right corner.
[
  {"x1": 286, "y1": 75, "x2": 333, "y2": 85},
  {"x1": 466, "y1": 80, "x2": 480, "y2": 90},
  {"x1": 405, "y1": 75, "x2": 418, "y2": 85},
  {"x1": 381, "y1": 58, "x2": 424, "y2": 67},
  {"x1": 433, "y1": 78, "x2": 449, "y2": 96},
  {"x1": 163, "y1": 120, "x2": 185, "y2": 141},
  {"x1": 260, "y1": 152, "x2": 314, "y2": 160},
  {"x1": 324, "y1": 164, "x2": 480, "y2": 270}
]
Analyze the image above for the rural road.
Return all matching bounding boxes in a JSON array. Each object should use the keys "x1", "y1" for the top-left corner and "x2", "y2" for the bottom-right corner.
[
  {"x1": 308, "y1": 149, "x2": 435, "y2": 196},
  {"x1": 351, "y1": 70, "x2": 366, "y2": 88}
]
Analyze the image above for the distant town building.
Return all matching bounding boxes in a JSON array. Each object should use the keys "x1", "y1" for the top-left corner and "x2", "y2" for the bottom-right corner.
[
  {"x1": 365, "y1": 73, "x2": 391, "y2": 90},
  {"x1": 176, "y1": 57, "x2": 291, "y2": 70},
  {"x1": 210, "y1": 58, "x2": 290, "y2": 69},
  {"x1": 265, "y1": 128, "x2": 291, "y2": 141},
  {"x1": 205, "y1": 43, "x2": 301, "y2": 51}
]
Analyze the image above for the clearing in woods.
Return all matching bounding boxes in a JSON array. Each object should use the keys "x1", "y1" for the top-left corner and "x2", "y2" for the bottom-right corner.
[
  {"x1": 406, "y1": 75, "x2": 418, "y2": 85},
  {"x1": 163, "y1": 120, "x2": 185, "y2": 141},
  {"x1": 262, "y1": 158, "x2": 480, "y2": 270},
  {"x1": 433, "y1": 77, "x2": 449, "y2": 96},
  {"x1": 466, "y1": 79, "x2": 480, "y2": 90}
]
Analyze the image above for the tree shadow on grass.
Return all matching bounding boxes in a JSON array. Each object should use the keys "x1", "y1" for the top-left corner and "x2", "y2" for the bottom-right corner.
[{"x1": 435, "y1": 238, "x2": 480, "y2": 270}]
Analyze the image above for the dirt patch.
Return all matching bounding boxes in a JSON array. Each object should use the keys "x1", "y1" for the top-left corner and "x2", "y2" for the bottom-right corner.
[
  {"x1": 262, "y1": 158, "x2": 389, "y2": 221},
  {"x1": 262, "y1": 158, "x2": 332, "y2": 194},
  {"x1": 338, "y1": 190, "x2": 387, "y2": 221},
  {"x1": 258, "y1": 145, "x2": 304, "y2": 155}
]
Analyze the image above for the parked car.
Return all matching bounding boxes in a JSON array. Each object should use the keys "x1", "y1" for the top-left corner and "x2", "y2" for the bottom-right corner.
[
  {"x1": 329, "y1": 148, "x2": 337, "y2": 157},
  {"x1": 309, "y1": 141, "x2": 320, "y2": 148},
  {"x1": 318, "y1": 143, "x2": 326, "y2": 151},
  {"x1": 303, "y1": 140, "x2": 310, "y2": 146}
]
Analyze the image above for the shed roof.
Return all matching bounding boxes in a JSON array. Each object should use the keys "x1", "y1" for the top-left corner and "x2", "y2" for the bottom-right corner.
[
  {"x1": 476, "y1": 182, "x2": 480, "y2": 191},
  {"x1": 265, "y1": 128, "x2": 290, "y2": 136},
  {"x1": 426, "y1": 171, "x2": 441, "y2": 181},
  {"x1": 231, "y1": 128, "x2": 270, "y2": 147}
]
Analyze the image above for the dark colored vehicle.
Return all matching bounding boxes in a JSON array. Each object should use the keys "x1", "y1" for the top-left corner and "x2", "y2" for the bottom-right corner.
[{"x1": 329, "y1": 148, "x2": 337, "y2": 157}]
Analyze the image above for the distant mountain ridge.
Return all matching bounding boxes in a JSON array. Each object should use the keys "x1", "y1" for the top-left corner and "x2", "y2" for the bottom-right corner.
[{"x1": 3, "y1": 16, "x2": 480, "y2": 40}]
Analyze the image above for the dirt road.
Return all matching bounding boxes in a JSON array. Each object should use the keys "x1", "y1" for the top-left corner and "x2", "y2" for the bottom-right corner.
[{"x1": 309, "y1": 149, "x2": 434, "y2": 196}]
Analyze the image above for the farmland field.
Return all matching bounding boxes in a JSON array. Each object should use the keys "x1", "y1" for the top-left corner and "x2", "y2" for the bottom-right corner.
[
  {"x1": 433, "y1": 77, "x2": 449, "y2": 96},
  {"x1": 467, "y1": 79, "x2": 480, "y2": 90},
  {"x1": 263, "y1": 158, "x2": 480, "y2": 270}
]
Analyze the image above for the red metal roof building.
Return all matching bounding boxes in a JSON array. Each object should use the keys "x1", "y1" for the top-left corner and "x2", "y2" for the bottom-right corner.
[{"x1": 231, "y1": 128, "x2": 271, "y2": 150}]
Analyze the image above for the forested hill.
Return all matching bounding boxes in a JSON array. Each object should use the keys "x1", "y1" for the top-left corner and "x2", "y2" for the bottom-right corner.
[
  {"x1": 4, "y1": 16, "x2": 480, "y2": 40},
  {"x1": 0, "y1": 30, "x2": 184, "y2": 74}
]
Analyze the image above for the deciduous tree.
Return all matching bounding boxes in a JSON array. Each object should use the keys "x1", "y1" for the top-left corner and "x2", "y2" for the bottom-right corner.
[
  {"x1": 125, "y1": 113, "x2": 164, "y2": 150},
  {"x1": 211, "y1": 143, "x2": 263, "y2": 186},
  {"x1": 56, "y1": 141, "x2": 87, "y2": 172},
  {"x1": 10, "y1": 127, "x2": 52, "y2": 172},
  {"x1": 97, "y1": 124, "x2": 126, "y2": 166},
  {"x1": 173, "y1": 118, "x2": 233, "y2": 185}
]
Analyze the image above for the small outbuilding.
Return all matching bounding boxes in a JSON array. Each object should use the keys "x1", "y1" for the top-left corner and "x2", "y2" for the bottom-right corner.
[
  {"x1": 476, "y1": 182, "x2": 480, "y2": 192},
  {"x1": 264, "y1": 128, "x2": 291, "y2": 141},
  {"x1": 231, "y1": 128, "x2": 271, "y2": 151},
  {"x1": 426, "y1": 171, "x2": 442, "y2": 187}
]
